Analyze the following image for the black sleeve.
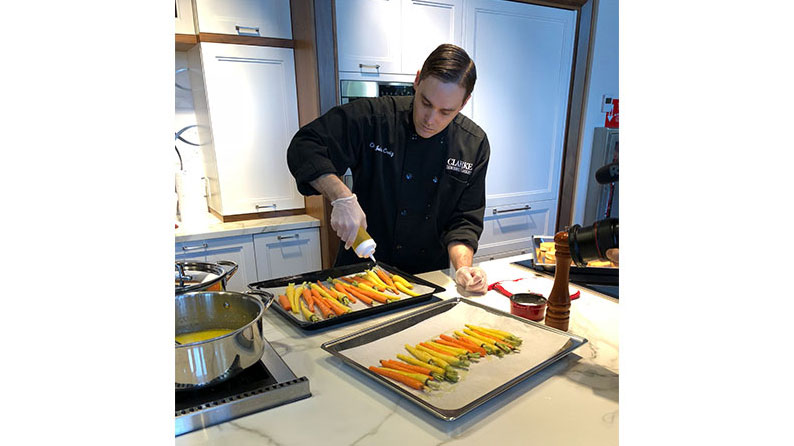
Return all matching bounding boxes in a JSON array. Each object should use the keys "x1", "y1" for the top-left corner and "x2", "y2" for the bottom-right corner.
[
  {"x1": 286, "y1": 102, "x2": 369, "y2": 196},
  {"x1": 440, "y1": 135, "x2": 490, "y2": 253}
]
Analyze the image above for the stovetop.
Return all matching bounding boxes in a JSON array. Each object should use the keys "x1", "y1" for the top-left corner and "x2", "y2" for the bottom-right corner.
[{"x1": 175, "y1": 337, "x2": 311, "y2": 436}]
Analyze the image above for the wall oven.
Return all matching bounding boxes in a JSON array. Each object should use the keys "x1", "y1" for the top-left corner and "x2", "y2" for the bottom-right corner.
[{"x1": 339, "y1": 80, "x2": 414, "y2": 104}]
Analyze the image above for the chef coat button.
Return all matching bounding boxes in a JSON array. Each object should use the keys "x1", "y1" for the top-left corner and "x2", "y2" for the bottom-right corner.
[
  {"x1": 432, "y1": 176, "x2": 438, "y2": 183},
  {"x1": 420, "y1": 248, "x2": 426, "y2": 254},
  {"x1": 411, "y1": 134, "x2": 417, "y2": 140},
  {"x1": 426, "y1": 203, "x2": 431, "y2": 208},
  {"x1": 424, "y1": 215, "x2": 430, "y2": 220},
  {"x1": 396, "y1": 244, "x2": 403, "y2": 250},
  {"x1": 400, "y1": 209, "x2": 407, "y2": 216},
  {"x1": 405, "y1": 173, "x2": 413, "y2": 180}
]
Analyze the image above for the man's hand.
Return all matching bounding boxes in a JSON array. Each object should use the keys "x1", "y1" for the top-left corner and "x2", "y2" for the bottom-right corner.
[
  {"x1": 454, "y1": 266, "x2": 488, "y2": 294},
  {"x1": 330, "y1": 194, "x2": 367, "y2": 249}
]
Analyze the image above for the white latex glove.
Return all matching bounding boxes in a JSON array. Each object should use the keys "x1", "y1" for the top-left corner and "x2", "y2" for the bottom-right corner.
[
  {"x1": 330, "y1": 194, "x2": 367, "y2": 249},
  {"x1": 455, "y1": 266, "x2": 488, "y2": 294}
]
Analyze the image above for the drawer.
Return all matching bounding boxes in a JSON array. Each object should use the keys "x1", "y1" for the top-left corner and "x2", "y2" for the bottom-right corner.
[
  {"x1": 476, "y1": 200, "x2": 555, "y2": 258},
  {"x1": 175, "y1": 235, "x2": 258, "y2": 293},
  {"x1": 254, "y1": 227, "x2": 321, "y2": 281}
]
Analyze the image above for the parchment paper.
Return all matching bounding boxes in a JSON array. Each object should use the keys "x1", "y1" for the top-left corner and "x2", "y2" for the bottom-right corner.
[{"x1": 339, "y1": 302, "x2": 572, "y2": 410}]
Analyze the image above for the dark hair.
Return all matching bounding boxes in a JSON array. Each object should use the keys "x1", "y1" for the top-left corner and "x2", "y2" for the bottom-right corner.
[{"x1": 418, "y1": 44, "x2": 477, "y2": 100}]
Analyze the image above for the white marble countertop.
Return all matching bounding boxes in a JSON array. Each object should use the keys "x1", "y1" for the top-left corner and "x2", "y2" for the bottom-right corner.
[
  {"x1": 175, "y1": 213, "x2": 320, "y2": 243},
  {"x1": 175, "y1": 254, "x2": 619, "y2": 445}
]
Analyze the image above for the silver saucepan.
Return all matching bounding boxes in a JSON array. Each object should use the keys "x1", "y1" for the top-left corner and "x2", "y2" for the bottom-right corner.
[{"x1": 175, "y1": 290, "x2": 275, "y2": 390}]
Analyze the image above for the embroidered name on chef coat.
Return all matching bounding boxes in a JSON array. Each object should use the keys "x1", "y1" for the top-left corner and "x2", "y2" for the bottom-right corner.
[
  {"x1": 446, "y1": 157, "x2": 473, "y2": 175},
  {"x1": 369, "y1": 142, "x2": 394, "y2": 158}
]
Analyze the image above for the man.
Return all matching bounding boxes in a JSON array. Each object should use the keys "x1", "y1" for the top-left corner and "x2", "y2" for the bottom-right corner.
[{"x1": 287, "y1": 44, "x2": 489, "y2": 293}]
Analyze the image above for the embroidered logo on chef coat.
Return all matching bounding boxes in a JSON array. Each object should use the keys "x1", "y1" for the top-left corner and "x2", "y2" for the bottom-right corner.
[
  {"x1": 446, "y1": 157, "x2": 473, "y2": 175},
  {"x1": 369, "y1": 142, "x2": 394, "y2": 158}
]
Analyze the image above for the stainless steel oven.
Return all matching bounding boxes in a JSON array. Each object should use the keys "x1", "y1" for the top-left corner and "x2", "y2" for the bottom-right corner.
[{"x1": 340, "y1": 80, "x2": 414, "y2": 104}]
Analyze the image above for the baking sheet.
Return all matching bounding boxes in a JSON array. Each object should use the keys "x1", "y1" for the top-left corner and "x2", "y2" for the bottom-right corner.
[
  {"x1": 248, "y1": 262, "x2": 444, "y2": 331},
  {"x1": 322, "y1": 298, "x2": 587, "y2": 420}
]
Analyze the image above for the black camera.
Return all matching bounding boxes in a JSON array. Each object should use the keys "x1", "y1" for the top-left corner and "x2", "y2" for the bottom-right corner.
[{"x1": 567, "y1": 218, "x2": 619, "y2": 267}]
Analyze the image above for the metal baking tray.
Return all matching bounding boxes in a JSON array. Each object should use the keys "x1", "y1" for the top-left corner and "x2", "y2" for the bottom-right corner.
[
  {"x1": 321, "y1": 297, "x2": 587, "y2": 421},
  {"x1": 528, "y1": 235, "x2": 618, "y2": 274},
  {"x1": 248, "y1": 261, "x2": 444, "y2": 331}
]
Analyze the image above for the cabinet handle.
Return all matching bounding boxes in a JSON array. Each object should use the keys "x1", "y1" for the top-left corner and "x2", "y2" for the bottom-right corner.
[
  {"x1": 277, "y1": 234, "x2": 299, "y2": 241},
  {"x1": 181, "y1": 243, "x2": 208, "y2": 252},
  {"x1": 492, "y1": 205, "x2": 530, "y2": 215},
  {"x1": 235, "y1": 24, "x2": 260, "y2": 36},
  {"x1": 359, "y1": 63, "x2": 381, "y2": 70},
  {"x1": 256, "y1": 204, "x2": 277, "y2": 210}
]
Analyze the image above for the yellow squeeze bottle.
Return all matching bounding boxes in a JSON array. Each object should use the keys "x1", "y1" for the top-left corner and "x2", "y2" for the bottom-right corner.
[{"x1": 352, "y1": 226, "x2": 377, "y2": 260}]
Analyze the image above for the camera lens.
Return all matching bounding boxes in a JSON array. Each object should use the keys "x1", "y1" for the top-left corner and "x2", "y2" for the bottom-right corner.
[{"x1": 568, "y1": 218, "x2": 618, "y2": 266}]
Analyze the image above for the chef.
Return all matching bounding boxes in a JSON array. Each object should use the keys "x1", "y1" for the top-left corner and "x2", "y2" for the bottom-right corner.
[{"x1": 287, "y1": 44, "x2": 489, "y2": 294}]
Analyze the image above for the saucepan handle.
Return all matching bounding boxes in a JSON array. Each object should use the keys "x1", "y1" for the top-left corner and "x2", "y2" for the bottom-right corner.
[
  {"x1": 216, "y1": 260, "x2": 239, "y2": 280},
  {"x1": 246, "y1": 289, "x2": 276, "y2": 312}
]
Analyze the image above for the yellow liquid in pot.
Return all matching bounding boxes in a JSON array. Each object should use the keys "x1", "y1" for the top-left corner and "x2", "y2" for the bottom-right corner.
[{"x1": 175, "y1": 329, "x2": 234, "y2": 344}]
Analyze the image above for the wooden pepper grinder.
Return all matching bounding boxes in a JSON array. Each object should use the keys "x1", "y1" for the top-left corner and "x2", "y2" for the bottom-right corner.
[{"x1": 545, "y1": 230, "x2": 572, "y2": 331}]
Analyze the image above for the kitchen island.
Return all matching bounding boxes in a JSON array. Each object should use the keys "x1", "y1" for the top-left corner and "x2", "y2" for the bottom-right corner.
[{"x1": 176, "y1": 254, "x2": 618, "y2": 445}]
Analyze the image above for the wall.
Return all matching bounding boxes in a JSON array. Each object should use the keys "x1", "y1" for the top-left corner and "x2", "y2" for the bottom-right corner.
[{"x1": 571, "y1": 0, "x2": 618, "y2": 224}]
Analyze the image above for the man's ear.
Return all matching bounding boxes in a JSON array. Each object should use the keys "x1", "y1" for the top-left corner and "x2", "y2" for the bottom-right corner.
[
  {"x1": 460, "y1": 94, "x2": 471, "y2": 110},
  {"x1": 413, "y1": 70, "x2": 421, "y2": 89}
]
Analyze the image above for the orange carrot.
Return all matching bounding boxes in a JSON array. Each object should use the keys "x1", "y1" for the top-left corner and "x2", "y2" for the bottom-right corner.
[
  {"x1": 380, "y1": 359, "x2": 431, "y2": 376},
  {"x1": 340, "y1": 276, "x2": 357, "y2": 284},
  {"x1": 341, "y1": 283, "x2": 373, "y2": 305},
  {"x1": 334, "y1": 282, "x2": 357, "y2": 303},
  {"x1": 450, "y1": 334, "x2": 487, "y2": 355},
  {"x1": 316, "y1": 280, "x2": 339, "y2": 299},
  {"x1": 310, "y1": 287, "x2": 323, "y2": 302},
  {"x1": 437, "y1": 336, "x2": 484, "y2": 355},
  {"x1": 349, "y1": 284, "x2": 389, "y2": 303},
  {"x1": 368, "y1": 366, "x2": 425, "y2": 390},
  {"x1": 301, "y1": 288, "x2": 315, "y2": 312},
  {"x1": 314, "y1": 296, "x2": 333, "y2": 319},
  {"x1": 277, "y1": 294, "x2": 291, "y2": 311},
  {"x1": 376, "y1": 269, "x2": 399, "y2": 293},
  {"x1": 322, "y1": 296, "x2": 350, "y2": 316},
  {"x1": 470, "y1": 328, "x2": 508, "y2": 343}
]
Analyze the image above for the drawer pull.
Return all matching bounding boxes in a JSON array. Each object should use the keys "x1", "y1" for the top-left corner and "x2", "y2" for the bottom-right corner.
[
  {"x1": 359, "y1": 63, "x2": 381, "y2": 70},
  {"x1": 277, "y1": 234, "x2": 299, "y2": 241},
  {"x1": 181, "y1": 243, "x2": 208, "y2": 252},
  {"x1": 256, "y1": 204, "x2": 277, "y2": 210},
  {"x1": 235, "y1": 24, "x2": 260, "y2": 36},
  {"x1": 492, "y1": 205, "x2": 530, "y2": 215}
]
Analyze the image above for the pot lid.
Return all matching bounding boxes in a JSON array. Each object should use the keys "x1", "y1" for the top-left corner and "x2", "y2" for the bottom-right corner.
[{"x1": 175, "y1": 261, "x2": 232, "y2": 294}]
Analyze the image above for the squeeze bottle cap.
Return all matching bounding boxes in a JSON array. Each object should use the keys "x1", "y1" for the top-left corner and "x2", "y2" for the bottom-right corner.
[{"x1": 354, "y1": 238, "x2": 377, "y2": 258}]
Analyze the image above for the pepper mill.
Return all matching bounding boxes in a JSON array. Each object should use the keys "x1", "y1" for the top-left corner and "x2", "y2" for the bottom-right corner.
[{"x1": 545, "y1": 230, "x2": 572, "y2": 331}]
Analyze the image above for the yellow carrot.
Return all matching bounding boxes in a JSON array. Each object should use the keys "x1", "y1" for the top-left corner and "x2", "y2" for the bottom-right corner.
[
  {"x1": 357, "y1": 283, "x2": 400, "y2": 301},
  {"x1": 395, "y1": 282, "x2": 420, "y2": 297},
  {"x1": 391, "y1": 274, "x2": 412, "y2": 289},
  {"x1": 299, "y1": 301, "x2": 319, "y2": 323}
]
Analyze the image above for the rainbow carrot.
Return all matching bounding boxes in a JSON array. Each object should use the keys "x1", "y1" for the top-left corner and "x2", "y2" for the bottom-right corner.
[{"x1": 368, "y1": 366, "x2": 426, "y2": 391}]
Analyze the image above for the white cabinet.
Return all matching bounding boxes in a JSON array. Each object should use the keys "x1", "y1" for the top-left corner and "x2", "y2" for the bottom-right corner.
[
  {"x1": 175, "y1": 235, "x2": 258, "y2": 293},
  {"x1": 336, "y1": 0, "x2": 463, "y2": 75},
  {"x1": 254, "y1": 227, "x2": 321, "y2": 281},
  {"x1": 175, "y1": 0, "x2": 196, "y2": 34},
  {"x1": 476, "y1": 199, "x2": 555, "y2": 258},
  {"x1": 463, "y1": 0, "x2": 576, "y2": 246},
  {"x1": 336, "y1": 0, "x2": 402, "y2": 74},
  {"x1": 193, "y1": 0, "x2": 292, "y2": 39},
  {"x1": 188, "y1": 42, "x2": 304, "y2": 216},
  {"x1": 401, "y1": 0, "x2": 464, "y2": 73}
]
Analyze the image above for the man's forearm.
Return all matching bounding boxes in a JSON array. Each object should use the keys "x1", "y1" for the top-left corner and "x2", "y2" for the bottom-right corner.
[
  {"x1": 309, "y1": 173, "x2": 353, "y2": 203},
  {"x1": 448, "y1": 242, "x2": 474, "y2": 271}
]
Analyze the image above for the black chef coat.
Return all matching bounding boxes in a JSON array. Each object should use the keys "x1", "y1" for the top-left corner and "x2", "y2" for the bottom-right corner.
[{"x1": 287, "y1": 95, "x2": 490, "y2": 274}]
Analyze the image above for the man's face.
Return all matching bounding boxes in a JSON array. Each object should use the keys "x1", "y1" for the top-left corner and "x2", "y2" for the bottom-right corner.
[{"x1": 412, "y1": 72, "x2": 469, "y2": 139}]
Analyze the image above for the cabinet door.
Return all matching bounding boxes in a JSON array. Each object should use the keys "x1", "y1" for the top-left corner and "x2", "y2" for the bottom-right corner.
[
  {"x1": 401, "y1": 0, "x2": 464, "y2": 74},
  {"x1": 476, "y1": 199, "x2": 554, "y2": 258},
  {"x1": 175, "y1": 236, "x2": 258, "y2": 293},
  {"x1": 464, "y1": 0, "x2": 576, "y2": 216},
  {"x1": 336, "y1": 0, "x2": 402, "y2": 74},
  {"x1": 175, "y1": 0, "x2": 196, "y2": 35},
  {"x1": 254, "y1": 228, "x2": 321, "y2": 281},
  {"x1": 197, "y1": 43, "x2": 304, "y2": 215},
  {"x1": 194, "y1": 0, "x2": 292, "y2": 39}
]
